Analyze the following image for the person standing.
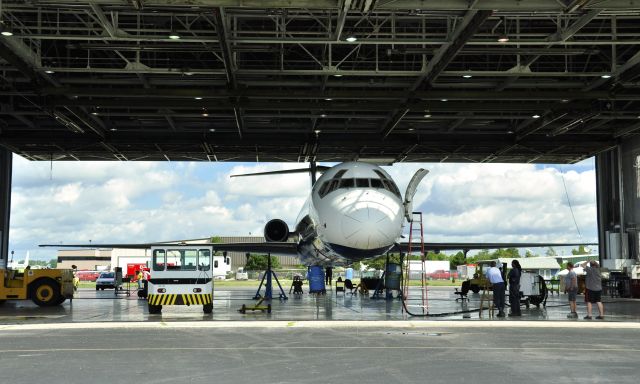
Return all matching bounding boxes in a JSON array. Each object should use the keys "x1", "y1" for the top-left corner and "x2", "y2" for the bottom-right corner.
[
  {"x1": 508, "y1": 260, "x2": 522, "y2": 317},
  {"x1": 564, "y1": 262, "x2": 579, "y2": 318},
  {"x1": 485, "y1": 261, "x2": 506, "y2": 317},
  {"x1": 325, "y1": 266, "x2": 333, "y2": 286},
  {"x1": 581, "y1": 260, "x2": 604, "y2": 319}
]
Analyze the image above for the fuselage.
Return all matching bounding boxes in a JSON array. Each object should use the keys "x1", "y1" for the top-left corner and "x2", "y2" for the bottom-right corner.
[{"x1": 293, "y1": 162, "x2": 405, "y2": 266}]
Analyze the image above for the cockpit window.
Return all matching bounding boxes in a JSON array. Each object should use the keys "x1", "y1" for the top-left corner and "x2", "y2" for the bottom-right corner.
[
  {"x1": 370, "y1": 178, "x2": 383, "y2": 188},
  {"x1": 356, "y1": 178, "x2": 370, "y2": 188},
  {"x1": 339, "y1": 178, "x2": 355, "y2": 188},
  {"x1": 317, "y1": 169, "x2": 401, "y2": 199}
]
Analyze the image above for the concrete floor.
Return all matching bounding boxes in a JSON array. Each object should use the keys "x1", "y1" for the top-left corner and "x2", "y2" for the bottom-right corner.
[
  {"x1": 2, "y1": 286, "x2": 640, "y2": 384},
  {"x1": 1, "y1": 324, "x2": 639, "y2": 384},
  {"x1": 1, "y1": 285, "x2": 639, "y2": 324}
]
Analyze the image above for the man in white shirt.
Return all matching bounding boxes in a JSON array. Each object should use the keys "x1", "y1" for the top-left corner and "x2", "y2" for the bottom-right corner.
[{"x1": 485, "y1": 261, "x2": 506, "y2": 317}]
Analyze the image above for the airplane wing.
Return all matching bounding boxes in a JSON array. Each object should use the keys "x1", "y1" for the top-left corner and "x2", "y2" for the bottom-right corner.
[
  {"x1": 400, "y1": 242, "x2": 598, "y2": 253},
  {"x1": 40, "y1": 242, "x2": 300, "y2": 257}
]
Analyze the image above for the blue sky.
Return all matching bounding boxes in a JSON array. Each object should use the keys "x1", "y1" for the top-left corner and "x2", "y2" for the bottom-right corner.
[{"x1": 8, "y1": 155, "x2": 597, "y2": 261}]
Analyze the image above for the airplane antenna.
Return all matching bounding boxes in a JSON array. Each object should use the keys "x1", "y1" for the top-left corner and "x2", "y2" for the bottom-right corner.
[
  {"x1": 560, "y1": 165, "x2": 583, "y2": 242},
  {"x1": 309, "y1": 161, "x2": 317, "y2": 186}
]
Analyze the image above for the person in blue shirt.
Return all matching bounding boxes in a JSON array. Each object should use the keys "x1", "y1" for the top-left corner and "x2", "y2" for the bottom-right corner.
[
  {"x1": 508, "y1": 260, "x2": 522, "y2": 317},
  {"x1": 485, "y1": 261, "x2": 506, "y2": 317}
]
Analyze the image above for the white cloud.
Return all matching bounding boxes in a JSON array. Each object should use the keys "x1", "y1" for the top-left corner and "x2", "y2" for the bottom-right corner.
[{"x1": 8, "y1": 157, "x2": 597, "y2": 260}]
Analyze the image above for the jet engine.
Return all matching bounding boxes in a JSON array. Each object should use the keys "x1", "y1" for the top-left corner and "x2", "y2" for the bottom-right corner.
[{"x1": 264, "y1": 219, "x2": 290, "y2": 242}]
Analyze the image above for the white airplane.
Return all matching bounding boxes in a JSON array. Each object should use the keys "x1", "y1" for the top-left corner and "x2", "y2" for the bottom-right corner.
[{"x1": 41, "y1": 161, "x2": 595, "y2": 266}]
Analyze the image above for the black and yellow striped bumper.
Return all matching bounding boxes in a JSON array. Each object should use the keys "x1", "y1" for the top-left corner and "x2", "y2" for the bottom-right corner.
[{"x1": 147, "y1": 294, "x2": 212, "y2": 306}]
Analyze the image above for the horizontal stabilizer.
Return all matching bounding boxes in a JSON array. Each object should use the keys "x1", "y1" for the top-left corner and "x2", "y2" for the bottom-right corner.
[
  {"x1": 40, "y1": 242, "x2": 299, "y2": 257},
  {"x1": 230, "y1": 166, "x2": 331, "y2": 178},
  {"x1": 399, "y1": 242, "x2": 598, "y2": 253}
]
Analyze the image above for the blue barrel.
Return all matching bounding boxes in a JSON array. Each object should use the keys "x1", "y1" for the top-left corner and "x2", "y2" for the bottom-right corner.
[
  {"x1": 385, "y1": 263, "x2": 402, "y2": 290},
  {"x1": 308, "y1": 266, "x2": 325, "y2": 293},
  {"x1": 345, "y1": 268, "x2": 354, "y2": 280}
]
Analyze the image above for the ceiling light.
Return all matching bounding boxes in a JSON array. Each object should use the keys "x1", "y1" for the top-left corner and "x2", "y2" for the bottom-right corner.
[
  {"x1": 561, "y1": 99, "x2": 570, "y2": 103},
  {"x1": 345, "y1": 36, "x2": 357, "y2": 42},
  {"x1": 333, "y1": 74, "x2": 343, "y2": 77},
  {"x1": 110, "y1": 128, "x2": 117, "y2": 131},
  {"x1": 209, "y1": 128, "x2": 215, "y2": 132},
  {"x1": 202, "y1": 108, "x2": 209, "y2": 117},
  {"x1": 314, "y1": 129, "x2": 321, "y2": 134},
  {"x1": 532, "y1": 114, "x2": 541, "y2": 119},
  {"x1": 497, "y1": 35, "x2": 509, "y2": 43},
  {"x1": 324, "y1": 98, "x2": 333, "y2": 101},
  {"x1": 44, "y1": 70, "x2": 55, "y2": 74},
  {"x1": 168, "y1": 32, "x2": 181, "y2": 40},
  {"x1": 507, "y1": 130, "x2": 514, "y2": 134},
  {"x1": 408, "y1": 128, "x2": 415, "y2": 131},
  {"x1": 440, "y1": 99, "x2": 448, "y2": 102},
  {"x1": 423, "y1": 114, "x2": 432, "y2": 118},
  {"x1": 462, "y1": 74, "x2": 472, "y2": 78},
  {"x1": 194, "y1": 97, "x2": 202, "y2": 100},
  {"x1": 184, "y1": 71, "x2": 194, "y2": 76},
  {"x1": 601, "y1": 74, "x2": 612, "y2": 79},
  {"x1": 91, "y1": 112, "x2": 99, "y2": 116},
  {"x1": 320, "y1": 113, "x2": 327, "y2": 118},
  {"x1": 637, "y1": 115, "x2": 640, "y2": 119}
]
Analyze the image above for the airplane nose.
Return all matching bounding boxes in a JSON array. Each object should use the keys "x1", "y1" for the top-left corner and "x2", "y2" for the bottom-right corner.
[{"x1": 340, "y1": 202, "x2": 398, "y2": 249}]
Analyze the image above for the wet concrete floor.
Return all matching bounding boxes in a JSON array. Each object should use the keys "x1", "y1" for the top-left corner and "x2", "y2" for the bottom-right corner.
[{"x1": 1, "y1": 286, "x2": 639, "y2": 324}]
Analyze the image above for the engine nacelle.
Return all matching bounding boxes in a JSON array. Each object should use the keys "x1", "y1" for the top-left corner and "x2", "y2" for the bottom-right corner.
[{"x1": 264, "y1": 219, "x2": 290, "y2": 242}]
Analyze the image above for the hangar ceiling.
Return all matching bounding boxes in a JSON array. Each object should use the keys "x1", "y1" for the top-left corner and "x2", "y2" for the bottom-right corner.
[{"x1": 0, "y1": 0, "x2": 639, "y2": 163}]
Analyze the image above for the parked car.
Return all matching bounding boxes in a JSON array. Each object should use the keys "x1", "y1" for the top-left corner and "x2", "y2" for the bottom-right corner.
[
  {"x1": 429, "y1": 270, "x2": 458, "y2": 280},
  {"x1": 95, "y1": 272, "x2": 116, "y2": 290},
  {"x1": 76, "y1": 270, "x2": 101, "y2": 282}
]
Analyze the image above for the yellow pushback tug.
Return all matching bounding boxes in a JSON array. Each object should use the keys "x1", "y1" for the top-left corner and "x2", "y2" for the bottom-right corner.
[{"x1": 1, "y1": 267, "x2": 75, "y2": 306}]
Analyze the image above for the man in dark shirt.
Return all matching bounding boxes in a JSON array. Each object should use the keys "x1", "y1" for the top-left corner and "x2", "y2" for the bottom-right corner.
[
  {"x1": 581, "y1": 260, "x2": 604, "y2": 319},
  {"x1": 508, "y1": 260, "x2": 522, "y2": 317}
]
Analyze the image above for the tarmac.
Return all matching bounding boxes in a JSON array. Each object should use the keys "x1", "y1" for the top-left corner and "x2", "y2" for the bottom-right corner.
[{"x1": 2, "y1": 285, "x2": 639, "y2": 384}]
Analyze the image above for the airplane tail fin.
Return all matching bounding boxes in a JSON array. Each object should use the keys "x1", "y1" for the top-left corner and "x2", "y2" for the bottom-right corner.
[
  {"x1": 404, "y1": 169, "x2": 429, "y2": 222},
  {"x1": 230, "y1": 166, "x2": 330, "y2": 178},
  {"x1": 230, "y1": 163, "x2": 331, "y2": 185}
]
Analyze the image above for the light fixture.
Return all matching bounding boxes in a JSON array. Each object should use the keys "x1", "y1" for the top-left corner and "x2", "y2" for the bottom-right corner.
[
  {"x1": 601, "y1": 74, "x2": 612, "y2": 79},
  {"x1": 324, "y1": 98, "x2": 333, "y2": 101},
  {"x1": 408, "y1": 128, "x2": 415, "y2": 131},
  {"x1": 333, "y1": 74, "x2": 343, "y2": 77},
  {"x1": 168, "y1": 31, "x2": 181, "y2": 40},
  {"x1": 201, "y1": 108, "x2": 208, "y2": 117},
  {"x1": 44, "y1": 69, "x2": 55, "y2": 74},
  {"x1": 423, "y1": 114, "x2": 432, "y2": 118},
  {"x1": 320, "y1": 113, "x2": 327, "y2": 118},
  {"x1": 440, "y1": 99, "x2": 448, "y2": 102},
  {"x1": 0, "y1": 21, "x2": 13, "y2": 37},
  {"x1": 561, "y1": 99, "x2": 570, "y2": 103},
  {"x1": 345, "y1": 36, "x2": 357, "y2": 42},
  {"x1": 637, "y1": 115, "x2": 640, "y2": 119},
  {"x1": 209, "y1": 128, "x2": 215, "y2": 132},
  {"x1": 91, "y1": 111, "x2": 99, "y2": 116},
  {"x1": 110, "y1": 128, "x2": 117, "y2": 131},
  {"x1": 497, "y1": 35, "x2": 509, "y2": 43},
  {"x1": 314, "y1": 129, "x2": 321, "y2": 134},
  {"x1": 462, "y1": 74, "x2": 472, "y2": 78},
  {"x1": 184, "y1": 71, "x2": 194, "y2": 76},
  {"x1": 532, "y1": 114, "x2": 541, "y2": 119},
  {"x1": 507, "y1": 130, "x2": 514, "y2": 134},
  {"x1": 194, "y1": 97, "x2": 202, "y2": 100}
]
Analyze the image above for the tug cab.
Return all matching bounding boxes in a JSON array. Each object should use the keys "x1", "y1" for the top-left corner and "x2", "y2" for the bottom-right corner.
[
  {"x1": 146, "y1": 245, "x2": 214, "y2": 314},
  {"x1": 0, "y1": 267, "x2": 74, "y2": 306}
]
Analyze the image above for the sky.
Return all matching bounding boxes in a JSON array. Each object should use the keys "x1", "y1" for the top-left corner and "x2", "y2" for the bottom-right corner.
[{"x1": 7, "y1": 154, "x2": 597, "y2": 261}]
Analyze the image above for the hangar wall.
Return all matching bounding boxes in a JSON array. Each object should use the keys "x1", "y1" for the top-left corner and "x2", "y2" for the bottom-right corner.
[
  {"x1": 0, "y1": 149, "x2": 11, "y2": 269},
  {"x1": 597, "y1": 139, "x2": 640, "y2": 264}
]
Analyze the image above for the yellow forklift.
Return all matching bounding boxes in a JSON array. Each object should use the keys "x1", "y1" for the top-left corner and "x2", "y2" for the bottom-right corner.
[{"x1": 1, "y1": 267, "x2": 75, "y2": 307}]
